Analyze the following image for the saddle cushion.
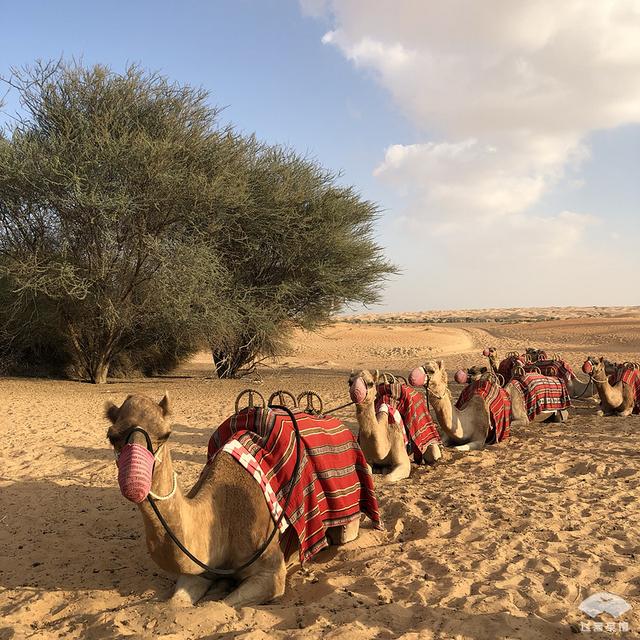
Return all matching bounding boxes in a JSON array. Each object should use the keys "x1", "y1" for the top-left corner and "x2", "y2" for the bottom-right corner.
[
  {"x1": 374, "y1": 383, "x2": 442, "y2": 462},
  {"x1": 455, "y1": 379, "x2": 511, "y2": 444},
  {"x1": 509, "y1": 373, "x2": 571, "y2": 421},
  {"x1": 497, "y1": 355, "x2": 522, "y2": 382},
  {"x1": 207, "y1": 407, "x2": 382, "y2": 563}
]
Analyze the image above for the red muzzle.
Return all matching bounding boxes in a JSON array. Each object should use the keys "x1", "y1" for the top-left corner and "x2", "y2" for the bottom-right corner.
[
  {"x1": 582, "y1": 360, "x2": 594, "y2": 375},
  {"x1": 454, "y1": 369, "x2": 468, "y2": 384},
  {"x1": 117, "y1": 443, "x2": 155, "y2": 503},
  {"x1": 349, "y1": 377, "x2": 368, "y2": 404},
  {"x1": 409, "y1": 367, "x2": 427, "y2": 387}
]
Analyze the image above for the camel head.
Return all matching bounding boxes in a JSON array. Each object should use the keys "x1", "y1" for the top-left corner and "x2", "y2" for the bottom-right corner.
[
  {"x1": 586, "y1": 355, "x2": 618, "y2": 376},
  {"x1": 482, "y1": 347, "x2": 499, "y2": 366},
  {"x1": 408, "y1": 360, "x2": 447, "y2": 391},
  {"x1": 105, "y1": 394, "x2": 171, "y2": 503},
  {"x1": 348, "y1": 369, "x2": 379, "y2": 405},
  {"x1": 583, "y1": 357, "x2": 607, "y2": 379},
  {"x1": 466, "y1": 365, "x2": 489, "y2": 382},
  {"x1": 106, "y1": 393, "x2": 172, "y2": 453}
]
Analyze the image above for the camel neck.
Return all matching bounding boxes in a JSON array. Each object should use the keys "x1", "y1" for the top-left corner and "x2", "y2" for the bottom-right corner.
[
  {"x1": 356, "y1": 401, "x2": 391, "y2": 459},
  {"x1": 137, "y1": 446, "x2": 215, "y2": 575},
  {"x1": 592, "y1": 373, "x2": 622, "y2": 406},
  {"x1": 427, "y1": 386, "x2": 463, "y2": 440}
]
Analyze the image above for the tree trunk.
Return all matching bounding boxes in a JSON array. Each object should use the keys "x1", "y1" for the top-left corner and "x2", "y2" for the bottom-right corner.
[{"x1": 90, "y1": 360, "x2": 110, "y2": 384}]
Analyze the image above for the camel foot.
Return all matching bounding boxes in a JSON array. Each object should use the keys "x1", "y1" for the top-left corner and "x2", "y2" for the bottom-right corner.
[
  {"x1": 616, "y1": 409, "x2": 633, "y2": 417},
  {"x1": 327, "y1": 517, "x2": 360, "y2": 545},
  {"x1": 223, "y1": 563, "x2": 286, "y2": 607},
  {"x1": 596, "y1": 409, "x2": 605, "y2": 417},
  {"x1": 380, "y1": 463, "x2": 411, "y2": 482},
  {"x1": 170, "y1": 574, "x2": 213, "y2": 606},
  {"x1": 452, "y1": 441, "x2": 485, "y2": 451},
  {"x1": 423, "y1": 443, "x2": 442, "y2": 464}
]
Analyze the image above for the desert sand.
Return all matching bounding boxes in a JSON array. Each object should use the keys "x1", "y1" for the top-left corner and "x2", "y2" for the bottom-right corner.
[{"x1": 2, "y1": 309, "x2": 640, "y2": 639}]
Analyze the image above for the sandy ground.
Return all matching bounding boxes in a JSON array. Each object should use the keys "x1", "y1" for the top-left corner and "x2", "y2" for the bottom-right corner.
[{"x1": 2, "y1": 311, "x2": 640, "y2": 639}]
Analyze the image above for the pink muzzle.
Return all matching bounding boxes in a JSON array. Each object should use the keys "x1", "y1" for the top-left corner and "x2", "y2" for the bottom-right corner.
[
  {"x1": 454, "y1": 369, "x2": 468, "y2": 384},
  {"x1": 349, "y1": 377, "x2": 368, "y2": 404},
  {"x1": 409, "y1": 367, "x2": 427, "y2": 387},
  {"x1": 582, "y1": 360, "x2": 593, "y2": 375},
  {"x1": 117, "y1": 443, "x2": 155, "y2": 503}
]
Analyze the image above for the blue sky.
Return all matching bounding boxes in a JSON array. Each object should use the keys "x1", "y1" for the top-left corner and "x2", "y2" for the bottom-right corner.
[{"x1": 2, "y1": 1, "x2": 639, "y2": 310}]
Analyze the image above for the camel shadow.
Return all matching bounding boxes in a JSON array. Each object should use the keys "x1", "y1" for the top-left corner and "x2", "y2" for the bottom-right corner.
[{"x1": 0, "y1": 479, "x2": 172, "y2": 601}]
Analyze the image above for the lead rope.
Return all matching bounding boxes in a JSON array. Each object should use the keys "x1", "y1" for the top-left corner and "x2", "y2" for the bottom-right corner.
[
  {"x1": 322, "y1": 400, "x2": 355, "y2": 414},
  {"x1": 146, "y1": 404, "x2": 302, "y2": 578}
]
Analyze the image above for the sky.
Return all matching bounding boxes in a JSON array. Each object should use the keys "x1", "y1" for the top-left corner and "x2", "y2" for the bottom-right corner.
[{"x1": 1, "y1": 0, "x2": 639, "y2": 311}]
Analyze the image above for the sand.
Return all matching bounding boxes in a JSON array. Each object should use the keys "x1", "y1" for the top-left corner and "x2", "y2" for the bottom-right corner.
[{"x1": 2, "y1": 309, "x2": 640, "y2": 639}]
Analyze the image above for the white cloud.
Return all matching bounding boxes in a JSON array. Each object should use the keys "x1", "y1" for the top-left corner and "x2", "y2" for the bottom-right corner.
[{"x1": 305, "y1": 1, "x2": 640, "y2": 306}]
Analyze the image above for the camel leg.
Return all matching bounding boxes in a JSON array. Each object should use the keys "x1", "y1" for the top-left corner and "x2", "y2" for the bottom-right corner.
[
  {"x1": 423, "y1": 442, "x2": 442, "y2": 464},
  {"x1": 452, "y1": 441, "x2": 485, "y2": 451},
  {"x1": 327, "y1": 518, "x2": 360, "y2": 545},
  {"x1": 223, "y1": 560, "x2": 287, "y2": 607},
  {"x1": 170, "y1": 573, "x2": 213, "y2": 605},
  {"x1": 616, "y1": 407, "x2": 633, "y2": 417}
]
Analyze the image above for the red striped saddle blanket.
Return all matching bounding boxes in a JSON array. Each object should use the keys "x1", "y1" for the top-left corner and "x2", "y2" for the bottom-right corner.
[
  {"x1": 207, "y1": 407, "x2": 382, "y2": 563},
  {"x1": 609, "y1": 368, "x2": 640, "y2": 414},
  {"x1": 374, "y1": 383, "x2": 442, "y2": 462},
  {"x1": 455, "y1": 379, "x2": 511, "y2": 444},
  {"x1": 509, "y1": 373, "x2": 571, "y2": 421}
]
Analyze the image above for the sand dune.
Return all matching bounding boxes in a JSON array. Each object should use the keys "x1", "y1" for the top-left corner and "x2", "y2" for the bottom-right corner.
[{"x1": 1, "y1": 310, "x2": 640, "y2": 638}]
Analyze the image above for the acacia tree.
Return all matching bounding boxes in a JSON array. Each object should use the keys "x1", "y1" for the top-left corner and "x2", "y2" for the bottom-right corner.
[
  {"x1": 208, "y1": 146, "x2": 397, "y2": 378},
  {"x1": 0, "y1": 62, "x2": 241, "y2": 382},
  {"x1": 0, "y1": 61, "x2": 396, "y2": 382}
]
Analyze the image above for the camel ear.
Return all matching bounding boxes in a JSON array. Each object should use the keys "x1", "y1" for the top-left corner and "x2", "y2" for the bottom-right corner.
[
  {"x1": 437, "y1": 360, "x2": 444, "y2": 369},
  {"x1": 159, "y1": 392, "x2": 171, "y2": 417},
  {"x1": 374, "y1": 369, "x2": 380, "y2": 383},
  {"x1": 105, "y1": 401, "x2": 120, "y2": 424},
  {"x1": 599, "y1": 357, "x2": 604, "y2": 363}
]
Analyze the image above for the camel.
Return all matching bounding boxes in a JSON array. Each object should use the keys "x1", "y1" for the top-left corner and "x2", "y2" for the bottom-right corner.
[
  {"x1": 348, "y1": 369, "x2": 441, "y2": 481},
  {"x1": 483, "y1": 347, "x2": 596, "y2": 400},
  {"x1": 409, "y1": 360, "x2": 568, "y2": 444},
  {"x1": 407, "y1": 360, "x2": 505, "y2": 451},
  {"x1": 456, "y1": 364, "x2": 566, "y2": 426},
  {"x1": 105, "y1": 393, "x2": 368, "y2": 606},
  {"x1": 583, "y1": 358, "x2": 640, "y2": 417}
]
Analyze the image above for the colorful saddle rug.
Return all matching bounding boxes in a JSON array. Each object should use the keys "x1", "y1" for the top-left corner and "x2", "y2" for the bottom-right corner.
[
  {"x1": 608, "y1": 368, "x2": 640, "y2": 414},
  {"x1": 509, "y1": 373, "x2": 571, "y2": 421},
  {"x1": 455, "y1": 379, "x2": 511, "y2": 444},
  {"x1": 374, "y1": 383, "x2": 442, "y2": 462},
  {"x1": 207, "y1": 407, "x2": 382, "y2": 563}
]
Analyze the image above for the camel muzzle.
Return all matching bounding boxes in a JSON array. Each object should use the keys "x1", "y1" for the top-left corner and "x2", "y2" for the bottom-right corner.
[
  {"x1": 454, "y1": 370, "x2": 468, "y2": 384},
  {"x1": 116, "y1": 428, "x2": 156, "y2": 503},
  {"x1": 408, "y1": 367, "x2": 426, "y2": 387},
  {"x1": 349, "y1": 377, "x2": 367, "y2": 404}
]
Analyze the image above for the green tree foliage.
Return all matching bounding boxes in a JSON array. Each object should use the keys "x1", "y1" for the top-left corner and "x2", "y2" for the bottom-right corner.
[{"x1": 0, "y1": 61, "x2": 396, "y2": 382}]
